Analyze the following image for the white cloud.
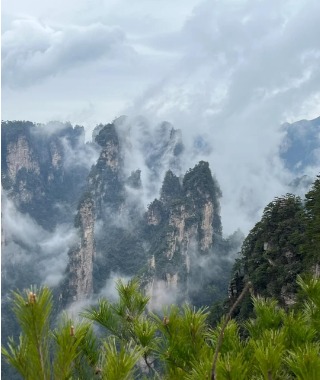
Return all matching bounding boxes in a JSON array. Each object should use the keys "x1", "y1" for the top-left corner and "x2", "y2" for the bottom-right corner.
[
  {"x1": 2, "y1": 19, "x2": 131, "y2": 88},
  {"x1": 2, "y1": 0, "x2": 320, "y2": 234},
  {"x1": 148, "y1": 280, "x2": 179, "y2": 312},
  {"x1": 124, "y1": 0, "x2": 320, "y2": 233},
  {"x1": 98, "y1": 272, "x2": 132, "y2": 302},
  {"x1": 2, "y1": 194, "x2": 77, "y2": 287}
]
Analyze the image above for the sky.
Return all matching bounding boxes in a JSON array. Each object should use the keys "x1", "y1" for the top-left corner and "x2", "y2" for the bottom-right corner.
[{"x1": 2, "y1": 0, "x2": 320, "y2": 233}]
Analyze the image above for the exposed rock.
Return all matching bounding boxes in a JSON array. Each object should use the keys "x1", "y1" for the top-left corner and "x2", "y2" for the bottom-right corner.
[
  {"x1": 284, "y1": 250, "x2": 294, "y2": 259},
  {"x1": 2, "y1": 119, "x2": 228, "y2": 310},
  {"x1": 281, "y1": 285, "x2": 296, "y2": 306},
  {"x1": 2, "y1": 120, "x2": 94, "y2": 230},
  {"x1": 6, "y1": 136, "x2": 40, "y2": 180},
  {"x1": 145, "y1": 161, "x2": 222, "y2": 304},
  {"x1": 147, "y1": 200, "x2": 164, "y2": 226},
  {"x1": 166, "y1": 273, "x2": 178, "y2": 288},
  {"x1": 68, "y1": 196, "x2": 95, "y2": 301},
  {"x1": 149, "y1": 255, "x2": 155, "y2": 269},
  {"x1": 100, "y1": 143, "x2": 121, "y2": 172},
  {"x1": 49, "y1": 141, "x2": 63, "y2": 170},
  {"x1": 200, "y1": 201, "x2": 214, "y2": 251},
  {"x1": 169, "y1": 209, "x2": 186, "y2": 242},
  {"x1": 18, "y1": 180, "x2": 33, "y2": 203},
  {"x1": 313, "y1": 263, "x2": 320, "y2": 278},
  {"x1": 89, "y1": 124, "x2": 124, "y2": 214}
]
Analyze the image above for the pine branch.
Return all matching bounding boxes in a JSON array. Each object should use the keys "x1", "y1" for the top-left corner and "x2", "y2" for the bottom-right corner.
[{"x1": 211, "y1": 281, "x2": 252, "y2": 380}]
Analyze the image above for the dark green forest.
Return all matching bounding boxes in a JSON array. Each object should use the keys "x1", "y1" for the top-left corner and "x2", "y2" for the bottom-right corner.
[{"x1": 222, "y1": 176, "x2": 320, "y2": 322}]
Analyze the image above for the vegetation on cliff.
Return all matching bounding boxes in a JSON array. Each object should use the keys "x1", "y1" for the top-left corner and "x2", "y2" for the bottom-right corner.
[{"x1": 223, "y1": 175, "x2": 320, "y2": 321}]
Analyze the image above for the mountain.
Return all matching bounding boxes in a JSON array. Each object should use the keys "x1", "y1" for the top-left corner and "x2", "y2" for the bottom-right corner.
[
  {"x1": 3, "y1": 116, "x2": 319, "y2": 312},
  {"x1": 144, "y1": 161, "x2": 225, "y2": 308},
  {"x1": 61, "y1": 121, "x2": 236, "y2": 308},
  {"x1": 2, "y1": 119, "x2": 237, "y2": 314},
  {"x1": 281, "y1": 116, "x2": 320, "y2": 174},
  {"x1": 1, "y1": 121, "x2": 100, "y2": 379},
  {"x1": 1, "y1": 120, "x2": 97, "y2": 229},
  {"x1": 1, "y1": 121, "x2": 99, "y2": 295},
  {"x1": 224, "y1": 177, "x2": 320, "y2": 321},
  {"x1": 2, "y1": 117, "x2": 320, "y2": 379}
]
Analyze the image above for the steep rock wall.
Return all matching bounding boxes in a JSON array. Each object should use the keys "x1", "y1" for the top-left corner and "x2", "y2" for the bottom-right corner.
[
  {"x1": 145, "y1": 162, "x2": 222, "y2": 304},
  {"x1": 6, "y1": 136, "x2": 40, "y2": 181},
  {"x1": 1, "y1": 121, "x2": 94, "y2": 229},
  {"x1": 67, "y1": 196, "x2": 95, "y2": 301}
]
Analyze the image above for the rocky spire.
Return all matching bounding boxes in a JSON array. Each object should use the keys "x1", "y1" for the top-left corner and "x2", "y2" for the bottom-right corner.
[
  {"x1": 145, "y1": 161, "x2": 223, "y2": 305},
  {"x1": 67, "y1": 194, "x2": 95, "y2": 301}
]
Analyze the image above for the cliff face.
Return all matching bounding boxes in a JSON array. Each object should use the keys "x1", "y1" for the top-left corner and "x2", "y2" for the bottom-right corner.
[
  {"x1": 89, "y1": 123, "x2": 124, "y2": 213},
  {"x1": 144, "y1": 162, "x2": 223, "y2": 305},
  {"x1": 1, "y1": 121, "x2": 96, "y2": 230},
  {"x1": 67, "y1": 196, "x2": 95, "y2": 301},
  {"x1": 66, "y1": 123, "x2": 144, "y2": 299},
  {"x1": 2, "y1": 123, "x2": 41, "y2": 207},
  {"x1": 1, "y1": 120, "x2": 101, "y2": 316},
  {"x1": 2, "y1": 118, "x2": 235, "y2": 311},
  {"x1": 64, "y1": 125, "x2": 231, "y2": 307},
  {"x1": 6, "y1": 135, "x2": 40, "y2": 181},
  {"x1": 64, "y1": 121, "x2": 187, "y2": 301}
]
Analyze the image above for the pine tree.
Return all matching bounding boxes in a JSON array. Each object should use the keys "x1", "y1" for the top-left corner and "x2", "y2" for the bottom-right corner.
[
  {"x1": 3, "y1": 276, "x2": 320, "y2": 379},
  {"x1": 304, "y1": 175, "x2": 320, "y2": 268}
]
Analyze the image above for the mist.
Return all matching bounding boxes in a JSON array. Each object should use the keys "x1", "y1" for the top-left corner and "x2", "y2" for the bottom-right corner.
[
  {"x1": 123, "y1": 0, "x2": 320, "y2": 234},
  {"x1": 2, "y1": 0, "x2": 320, "y2": 327},
  {"x1": 3, "y1": 0, "x2": 320, "y2": 234},
  {"x1": 2, "y1": 193, "x2": 77, "y2": 290}
]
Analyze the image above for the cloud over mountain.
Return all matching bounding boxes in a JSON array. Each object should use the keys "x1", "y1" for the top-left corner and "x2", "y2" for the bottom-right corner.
[
  {"x1": 2, "y1": 0, "x2": 320, "y2": 233},
  {"x1": 2, "y1": 19, "x2": 131, "y2": 88}
]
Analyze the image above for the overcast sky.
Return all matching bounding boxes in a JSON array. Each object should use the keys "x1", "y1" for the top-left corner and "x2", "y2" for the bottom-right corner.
[{"x1": 2, "y1": 0, "x2": 320, "y2": 233}]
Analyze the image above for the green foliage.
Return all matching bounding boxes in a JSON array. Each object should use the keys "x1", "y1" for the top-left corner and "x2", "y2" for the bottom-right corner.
[
  {"x1": 99, "y1": 338, "x2": 143, "y2": 380},
  {"x1": 303, "y1": 175, "x2": 320, "y2": 265},
  {"x1": 52, "y1": 316, "x2": 92, "y2": 379},
  {"x1": 82, "y1": 279, "x2": 150, "y2": 341},
  {"x1": 2, "y1": 286, "x2": 52, "y2": 380},
  {"x1": 282, "y1": 311, "x2": 316, "y2": 349},
  {"x1": 183, "y1": 161, "x2": 221, "y2": 202},
  {"x1": 245, "y1": 297, "x2": 285, "y2": 339},
  {"x1": 94, "y1": 123, "x2": 119, "y2": 147},
  {"x1": 160, "y1": 170, "x2": 182, "y2": 203},
  {"x1": 183, "y1": 161, "x2": 222, "y2": 235},
  {"x1": 1, "y1": 286, "x2": 96, "y2": 380},
  {"x1": 231, "y1": 175, "x2": 320, "y2": 323},
  {"x1": 215, "y1": 351, "x2": 250, "y2": 380},
  {"x1": 251, "y1": 329, "x2": 286, "y2": 379},
  {"x1": 286, "y1": 343, "x2": 320, "y2": 380},
  {"x1": 153, "y1": 305, "x2": 210, "y2": 377},
  {"x1": 297, "y1": 275, "x2": 320, "y2": 335},
  {"x1": 3, "y1": 276, "x2": 320, "y2": 379},
  {"x1": 231, "y1": 186, "x2": 320, "y2": 319}
]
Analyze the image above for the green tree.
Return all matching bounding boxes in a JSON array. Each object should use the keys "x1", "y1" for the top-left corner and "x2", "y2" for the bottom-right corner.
[
  {"x1": 303, "y1": 175, "x2": 320, "y2": 267},
  {"x1": 2, "y1": 287, "x2": 99, "y2": 380},
  {"x1": 3, "y1": 277, "x2": 320, "y2": 379}
]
